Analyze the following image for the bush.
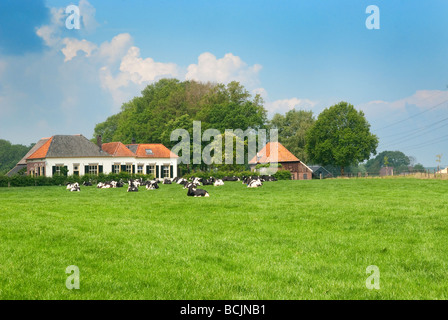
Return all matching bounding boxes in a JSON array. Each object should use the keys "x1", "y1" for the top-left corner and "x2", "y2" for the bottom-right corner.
[
  {"x1": 274, "y1": 170, "x2": 292, "y2": 180},
  {"x1": 0, "y1": 172, "x2": 156, "y2": 188},
  {"x1": 182, "y1": 170, "x2": 259, "y2": 180}
]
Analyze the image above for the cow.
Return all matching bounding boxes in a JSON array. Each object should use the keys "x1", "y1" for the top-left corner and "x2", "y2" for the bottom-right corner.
[
  {"x1": 187, "y1": 185, "x2": 210, "y2": 197},
  {"x1": 67, "y1": 182, "x2": 80, "y2": 192},
  {"x1": 146, "y1": 180, "x2": 159, "y2": 190},
  {"x1": 163, "y1": 178, "x2": 172, "y2": 184},
  {"x1": 214, "y1": 179, "x2": 224, "y2": 186},
  {"x1": 82, "y1": 181, "x2": 92, "y2": 186},
  {"x1": 127, "y1": 184, "x2": 139, "y2": 192},
  {"x1": 247, "y1": 178, "x2": 263, "y2": 188}
]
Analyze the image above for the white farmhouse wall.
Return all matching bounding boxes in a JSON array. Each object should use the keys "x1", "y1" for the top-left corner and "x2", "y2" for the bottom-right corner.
[{"x1": 28, "y1": 157, "x2": 178, "y2": 178}]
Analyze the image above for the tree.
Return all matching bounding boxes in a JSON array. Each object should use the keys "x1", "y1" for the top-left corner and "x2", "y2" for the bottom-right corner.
[
  {"x1": 0, "y1": 139, "x2": 32, "y2": 174},
  {"x1": 365, "y1": 150, "x2": 411, "y2": 174},
  {"x1": 305, "y1": 101, "x2": 378, "y2": 176},
  {"x1": 93, "y1": 79, "x2": 268, "y2": 170},
  {"x1": 269, "y1": 109, "x2": 315, "y2": 162}
]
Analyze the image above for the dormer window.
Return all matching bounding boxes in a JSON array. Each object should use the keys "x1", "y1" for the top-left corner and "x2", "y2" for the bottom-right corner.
[{"x1": 145, "y1": 149, "x2": 153, "y2": 155}]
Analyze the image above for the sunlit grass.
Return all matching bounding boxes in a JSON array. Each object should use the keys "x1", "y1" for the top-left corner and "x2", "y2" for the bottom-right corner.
[{"x1": 1, "y1": 178, "x2": 447, "y2": 299}]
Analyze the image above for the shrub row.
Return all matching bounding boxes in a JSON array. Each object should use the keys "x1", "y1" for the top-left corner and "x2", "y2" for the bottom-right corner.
[
  {"x1": 182, "y1": 169, "x2": 291, "y2": 180},
  {"x1": 0, "y1": 173, "x2": 155, "y2": 187}
]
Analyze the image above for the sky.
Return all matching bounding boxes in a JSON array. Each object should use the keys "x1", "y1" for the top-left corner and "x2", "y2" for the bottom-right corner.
[{"x1": 0, "y1": 0, "x2": 447, "y2": 167}]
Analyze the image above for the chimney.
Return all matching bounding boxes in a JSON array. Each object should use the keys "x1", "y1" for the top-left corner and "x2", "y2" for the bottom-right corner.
[
  {"x1": 132, "y1": 137, "x2": 136, "y2": 144},
  {"x1": 97, "y1": 135, "x2": 102, "y2": 150}
]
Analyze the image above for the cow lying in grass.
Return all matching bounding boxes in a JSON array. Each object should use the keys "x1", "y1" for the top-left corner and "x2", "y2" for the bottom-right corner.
[
  {"x1": 214, "y1": 179, "x2": 224, "y2": 186},
  {"x1": 246, "y1": 178, "x2": 263, "y2": 188},
  {"x1": 67, "y1": 182, "x2": 80, "y2": 192},
  {"x1": 127, "y1": 185, "x2": 138, "y2": 192},
  {"x1": 145, "y1": 180, "x2": 159, "y2": 190},
  {"x1": 187, "y1": 185, "x2": 210, "y2": 197}
]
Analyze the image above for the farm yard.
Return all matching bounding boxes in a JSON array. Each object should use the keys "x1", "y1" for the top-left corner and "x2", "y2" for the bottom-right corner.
[{"x1": 1, "y1": 178, "x2": 448, "y2": 299}]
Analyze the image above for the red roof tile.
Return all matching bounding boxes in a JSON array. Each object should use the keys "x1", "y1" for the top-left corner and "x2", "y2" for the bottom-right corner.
[
  {"x1": 127, "y1": 143, "x2": 178, "y2": 158},
  {"x1": 27, "y1": 137, "x2": 53, "y2": 159},
  {"x1": 102, "y1": 142, "x2": 135, "y2": 157},
  {"x1": 249, "y1": 142, "x2": 299, "y2": 164}
]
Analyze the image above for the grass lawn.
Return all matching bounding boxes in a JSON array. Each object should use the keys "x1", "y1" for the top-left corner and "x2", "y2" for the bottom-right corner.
[{"x1": 0, "y1": 178, "x2": 448, "y2": 299}]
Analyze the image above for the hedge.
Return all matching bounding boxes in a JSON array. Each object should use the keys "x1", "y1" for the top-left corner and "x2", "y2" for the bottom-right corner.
[
  {"x1": 0, "y1": 173, "x2": 155, "y2": 188},
  {"x1": 182, "y1": 169, "x2": 292, "y2": 180}
]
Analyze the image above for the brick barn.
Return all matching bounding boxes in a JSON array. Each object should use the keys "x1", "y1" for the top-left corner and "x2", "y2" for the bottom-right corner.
[{"x1": 249, "y1": 142, "x2": 313, "y2": 180}]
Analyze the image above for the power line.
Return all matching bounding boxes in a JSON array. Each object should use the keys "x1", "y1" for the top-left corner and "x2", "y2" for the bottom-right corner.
[
  {"x1": 379, "y1": 115, "x2": 448, "y2": 149},
  {"x1": 377, "y1": 93, "x2": 448, "y2": 131}
]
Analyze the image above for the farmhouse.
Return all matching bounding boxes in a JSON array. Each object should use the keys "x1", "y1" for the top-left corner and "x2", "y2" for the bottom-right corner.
[
  {"x1": 249, "y1": 142, "x2": 313, "y2": 180},
  {"x1": 8, "y1": 134, "x2": 178, "y2": 178}
]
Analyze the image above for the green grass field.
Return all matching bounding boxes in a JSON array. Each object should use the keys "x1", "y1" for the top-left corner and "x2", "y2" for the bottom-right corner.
[{"x1": 1, "y1": 178, "x2": 448, "y2": 299}]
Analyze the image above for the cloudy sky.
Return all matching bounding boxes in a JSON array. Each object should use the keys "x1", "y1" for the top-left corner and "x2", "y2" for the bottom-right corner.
[{"x1": 0, "y1": 0, "x2": 447, "y2": 166}]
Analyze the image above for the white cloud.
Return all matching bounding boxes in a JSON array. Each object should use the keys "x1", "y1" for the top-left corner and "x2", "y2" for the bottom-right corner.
[
  {"x1": 79, "y1": 0, "x2": 100, "y2": 33},
  {"x1": 35, "y1": 7, "x2": 65, "y2": 47},
  {"x1": 266, "y1": 97, "x2": 318, "y2": 114},
  {"x1": 358, "y1": 90, "x2": 448, "y2": 118},
  {"x1": 186, "y1": 52, "x2": 262, "y2": 89},
  {"x1": 119, "y1": 46, "x2": 178, "y2": 84},
  {"x1": 98, "y1": 33, "x2": 133, "y2": 64},
  {"x1": 61, "y1": 38, "x2": 97, "y2": 62}
]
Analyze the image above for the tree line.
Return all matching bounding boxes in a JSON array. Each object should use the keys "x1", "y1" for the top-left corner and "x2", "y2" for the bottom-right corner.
[{"x1": 1, "y1": 78, "x2": 425, "y2": 176}]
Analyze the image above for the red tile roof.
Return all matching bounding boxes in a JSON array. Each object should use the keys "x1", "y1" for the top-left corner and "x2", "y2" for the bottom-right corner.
[
  {"x1": 27, "y1": 137, "x2": 53, "y2": 159},
  {"x1": 127, "y1": 143, "x2": 178, "y2": 158},
  {"x1": 102, "y1": 142, "x2": 135, "y2": 157},
  {"x1": 249, "y1": 142, "x2": 299, "y2": 164}
]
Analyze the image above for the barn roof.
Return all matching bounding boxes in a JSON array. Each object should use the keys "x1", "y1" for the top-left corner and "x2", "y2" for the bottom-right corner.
[
  {"x1": 249, "y1": 142, "x2": 299, "y2": 164},
  {"x1": 126, "y1": 143, "x2": 178, "y2": 158},
  {"x1": 17, "y1": 137, "x2": 51, "y2": 164},
  {"x1": 102, "y1": 142, "x2": 135, "y2": 157},
  {"x1": 28, "y1": 135, "x2": 110, "y2": 159}
]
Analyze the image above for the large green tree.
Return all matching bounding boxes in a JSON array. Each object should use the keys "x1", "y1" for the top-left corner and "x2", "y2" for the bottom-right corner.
[
  {"x1": 269, "y1": 109, "x2": 315, "y2": 162},
  {"x1": 93, "y1": 79, "x2": 267, "y2": 171},
  {"x1": 305, "y1": 102, "x2": 378, "y2": 176}
]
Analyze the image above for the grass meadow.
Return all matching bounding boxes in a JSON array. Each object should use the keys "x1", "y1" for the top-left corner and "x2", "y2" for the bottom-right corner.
[{"x1": 0, "y1": 178, "x2": 447, "y2": 300}]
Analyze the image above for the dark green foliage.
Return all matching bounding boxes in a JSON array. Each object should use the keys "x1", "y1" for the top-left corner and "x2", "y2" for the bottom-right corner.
[
  {"x1": 0, "y1": 139, "x2": 32, "y2": 174},
  {"x1": 0, "y1": 173, "x2": 155, "y2": 188},
  {"x1": 269, "y1": 110, "x2": 315, "y2": 162},
  {"x1": 273, "y1": 170, "x2": 292, "y2": 180},
  {"x1": 365, "y1": 150, "x2": 411, "y2": 174},
  {"x1": 306, "y1": 102, "x2": 378, "y2": 176}
]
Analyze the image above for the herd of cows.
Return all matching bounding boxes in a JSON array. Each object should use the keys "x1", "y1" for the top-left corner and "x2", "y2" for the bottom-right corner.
[{"x1": 65, "y1": 175, "x2": 278, "y2": 197}]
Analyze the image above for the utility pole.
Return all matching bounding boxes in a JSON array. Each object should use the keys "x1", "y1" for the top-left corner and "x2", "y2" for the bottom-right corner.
[{"x1": 436, "y1": 154, "x2": 442, "y2": 172}]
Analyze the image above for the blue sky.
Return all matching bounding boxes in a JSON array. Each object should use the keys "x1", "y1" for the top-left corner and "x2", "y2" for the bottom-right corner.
[{"x1": 0, "y1": 0, "x2": 447, "y2": 167}]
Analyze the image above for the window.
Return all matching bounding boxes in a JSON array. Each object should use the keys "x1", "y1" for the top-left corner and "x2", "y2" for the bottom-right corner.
[
  {"x1": 89, "y1": 165, "x2": 98, "y2": 175},
  {"x1": 147, "y1": 165, "x2": 155, "y2": 175},
  {"x1": 113, "y1": 164, "x2": 120, "y2": 174},
  {"x1": 145, "y1": 149, "x2": 153, "y2": 155},
  {"x1": 126, "y1": 164, "x2": 132, "y2": 174},
  {"x1": 137, "y1": 165, "x2": 143, "y2": 174},
  {"x1": 163, "y1": 166, "x2": 170, "y2": 178}
]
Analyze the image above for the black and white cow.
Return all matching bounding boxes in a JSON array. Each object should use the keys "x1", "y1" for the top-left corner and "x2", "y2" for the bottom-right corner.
[
  {"x1": 67, "y1": 182, "x2": 80, "y2": 192},
  {"x1": 187, "y1": 185, "x2": 210, "y2": 197},
  {"x1": 163, "y1": 178, "x2": 172, "y2": 184},
  {"x1": 146, "y1": 180, "x2": 159, "y2": 190},
  {"x1": 213, "y1": 179, "x2": 224, "y2": 186}
]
